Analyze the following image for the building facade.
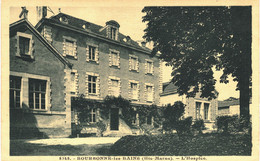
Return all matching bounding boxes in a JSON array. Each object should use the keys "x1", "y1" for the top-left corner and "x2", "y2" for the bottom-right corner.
[
  {"x1": 35, "y1": 13, "x2": 162, "y2": 136},
  {"x1": 160, "y1": 82, "x2": 218, "y2": 129},
  {"x1": 9, "y1": 19, "x2": 72, "y2": 138}
]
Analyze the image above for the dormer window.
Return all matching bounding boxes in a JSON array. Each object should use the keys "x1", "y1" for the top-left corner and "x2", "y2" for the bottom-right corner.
[
  {"x1": 59, "y1": 16, "x2": 68, "y2": 24},
  {"x1": 106, "y1": 20, "x2": 120, "y2": 41},
  {"x1": 110, "y1": 27, "x2": 117, "y2": 40}
]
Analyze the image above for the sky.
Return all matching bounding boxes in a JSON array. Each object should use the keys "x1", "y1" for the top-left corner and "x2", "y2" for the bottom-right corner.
[{"x1": 10, "y1": 6, "x2": 239, "y2": 100}]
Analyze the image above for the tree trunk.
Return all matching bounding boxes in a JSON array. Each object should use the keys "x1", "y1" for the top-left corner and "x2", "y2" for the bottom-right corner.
[{"x1": 239, "y1": 77, "x2": 250, "y2": 120}]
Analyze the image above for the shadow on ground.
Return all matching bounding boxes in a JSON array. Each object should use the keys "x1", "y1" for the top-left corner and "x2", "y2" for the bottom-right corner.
[{"x1": 10, "y1": 140, "x2": 113, "y2": 156}]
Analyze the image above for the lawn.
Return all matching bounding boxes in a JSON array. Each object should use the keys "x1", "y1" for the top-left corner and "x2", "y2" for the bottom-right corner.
[
  {"x1": 10, "y1": 140, "x2": 112, "y2": 156},
  {"x1": 110, "y1": 133, "x2": 252, "y2": 156}
]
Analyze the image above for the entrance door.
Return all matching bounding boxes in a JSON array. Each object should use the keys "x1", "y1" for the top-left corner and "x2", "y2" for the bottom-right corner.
[{"x1": 110, "y1": 108, "x2": 119, "y2": 130}]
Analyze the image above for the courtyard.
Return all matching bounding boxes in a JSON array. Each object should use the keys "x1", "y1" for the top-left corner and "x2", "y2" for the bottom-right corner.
[{"x1": 10, "y1": 137, "x2": 120, "y2": 156}]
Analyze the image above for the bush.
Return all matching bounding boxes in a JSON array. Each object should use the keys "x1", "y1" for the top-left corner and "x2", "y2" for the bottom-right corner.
[
  {"x1": 110, "y1": 134, "x2": 251, "y2": 155},
  {"x1": 192, "y1": 119, "x2": 205, "y2": 134},
  {"x1": 175, "y1": 117, "x2": 193, "y2": 136},
  {"x1": 216, "y1": 115, "x2": 240, "y2": 134}
]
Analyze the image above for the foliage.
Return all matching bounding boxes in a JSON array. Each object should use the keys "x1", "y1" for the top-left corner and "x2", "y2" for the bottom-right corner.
[
  {"x1": 192, "y1": 119, "x2": 205, "y2": 134},
  {"x1": 175, "y1": 117, "x2": 193, "y2": 136},
  {"x1": 137, "y1": 104, "x2": 163, "y2": 127},
  {"x1": 216, "y1": 115, "x2": 251, "y2": 135},
  {"x1": 162, "y1": 101, "x2": 190, "y2": 135},
  {"x1": 110, "y1": 134, "x2": 251, "y2": 156},
  {"x1": 104, "y1": 95, "x2": 134, "y2": 126},
  {"x1": 96, "y1": 121, "x2": 107, "y2": 136},
  {"x1": 142, "y1": 7, "x2": 251, "y2": 119}
]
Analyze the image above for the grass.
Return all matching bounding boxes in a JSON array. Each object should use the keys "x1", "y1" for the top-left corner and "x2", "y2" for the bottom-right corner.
[
  {"x1": 10, "y1": 140, "x2": 112, "y2": 156},
  {"x1": 110, "y1": 133, "x2": 252, "y2": 156}
]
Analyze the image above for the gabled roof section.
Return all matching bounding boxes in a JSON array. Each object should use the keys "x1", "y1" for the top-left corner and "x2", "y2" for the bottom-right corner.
[
  {"x1": 35, "y1": 13, "x2": 152, "y2": 54},
  {"x1": 10, "y1": 18, "x2": 72, "y2": 68},
  {"x1": 160, "y1": 82, "x2": 178, "y2": 96},
  {"x1": 218, "y1": 98, "x2": 240, "y2": 108}
]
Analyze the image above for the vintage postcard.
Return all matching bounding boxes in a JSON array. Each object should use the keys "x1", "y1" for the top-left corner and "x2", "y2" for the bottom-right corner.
[{"x1": 1, "y1": 0, "x2": 259, "y2": 161}]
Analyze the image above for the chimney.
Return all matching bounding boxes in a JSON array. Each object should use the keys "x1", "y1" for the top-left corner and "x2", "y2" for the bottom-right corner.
[
  {"x1": 36, "y1": 6, "x2": 47, "y2": 22},
  {"x1": 141, "y1": 41, "x2": 146, "y2": 47},
  {"x1": 19, "y1": 7, "x2": 28, "y2": 19}
]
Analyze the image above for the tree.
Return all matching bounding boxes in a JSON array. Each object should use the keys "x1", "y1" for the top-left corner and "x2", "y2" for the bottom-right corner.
[
  {"x1": 163, "y1": 101, "x2": 192, "y2": 135},
  {"x1": 142, "y1": 7, "x2": 251, "y2": 120}
]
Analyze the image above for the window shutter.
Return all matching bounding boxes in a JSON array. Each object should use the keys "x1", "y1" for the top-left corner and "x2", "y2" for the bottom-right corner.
[
  {"x1": 137, "y1": 82, "x2": 140, "y2": 101},
  {"x1": 75, "y1": 71, "x2": 79, "y2": 95},
  {"x1": 136, "y1": 58, "x2": 139, "y2": 72},
  {"x1": 30, "y1": 39, "x2": 35, "y2": 59},
  {"x1": 145, "y1": 60, "x2": 148, "y2": 74},
  {"x1": 109, "y1": 52, "x2": 112, "y2": 66},
  {"x1": 128, "y1": 81, "x2": 131, "y2": 99},
  {"x1": 118, "y1": 78, "x2": 121, "y2": 96},
  {"x1": 85, "y1": 74, "x2": 89, "y2": 97},
  {"x1": 117, "y1": 52, "x2": 120, "y2": 68},
  {"x1": 73, "y1": 41, "x2": 77, "y2": 59},
  {"x1": 144, "y1": 85, "x2": 147, "y2": 102},
  {"x1": 151, "y1": 62, "x2": 154, "y2": 75},
  {"x1": 129, "y1": 56, "x2": 132, "y2": 71},
  {"x1": 108, "y1": 78, "x2": 112, "y2": 96},
  {"x1": 96, "y1": 75, "x2": 100, "y2": 96},
  {"x1": 62, "y1": 39, "x2": 66, "y2": 56},
  {"x1": 86, "y1": 45, "x2": 89, "y2": 62},
  {"x1": 95, "y1": 47, "x2": 99, "y2": 64}
]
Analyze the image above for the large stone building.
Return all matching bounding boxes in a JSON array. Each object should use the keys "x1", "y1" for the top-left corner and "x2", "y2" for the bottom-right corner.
[
  {"x1": 160, "y1": 82, "x2": 218, "y2": 129},
  {"x1": 9, "y1": 18, "x2": 72, "y2": 138},
  {"x1": 34, "y1": 12, "x2": 162, "y2": 136}
]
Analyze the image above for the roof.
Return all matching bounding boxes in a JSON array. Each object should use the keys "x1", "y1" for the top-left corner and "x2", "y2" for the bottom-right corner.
[
  {"x1": 10, "y1": 18, "x2": 73, "y2": 68},
  {"x1": 218, "y1": 98, "x2": 240, "y2": 108},
  {"x1": 160, "y1": 82, "x2": 178, "y2": 96},
  {"x1": 35, "y1": 13, "x2": 152, "y2": 54}
]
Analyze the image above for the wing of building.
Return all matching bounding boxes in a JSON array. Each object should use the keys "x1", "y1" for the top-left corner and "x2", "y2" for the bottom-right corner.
[
  {"x1": 160, "y1": 82, "x2": 218, "y2": 130},
  {"x1": 9, "y1": 10, "x2": 162, "y2": 138},
  {"x1": 10, "y1": 18, "x2": 73, "y2": 138}
]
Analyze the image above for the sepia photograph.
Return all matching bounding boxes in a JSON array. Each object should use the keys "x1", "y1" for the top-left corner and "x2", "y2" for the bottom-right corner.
[{"x1": 2, "y1": 0, "x2": 259, "y2": 160}]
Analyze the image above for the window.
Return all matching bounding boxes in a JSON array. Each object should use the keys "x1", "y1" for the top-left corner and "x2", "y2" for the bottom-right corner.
[
  {"x1": 90, "y1": 108, "x2": 97, "y2": 123},
  {"x1": 204, "y1": 103, "x2": 210, "y2": 120},
  {"x1": 10, "y1": 76, "x2": 21, "y2": 109},
  {"x1": 111, "y1": 52, "x2": 118, "y2": 66},
  {"x1": 19, "y1": 37, "x2": 30, "y2": 55},
  {"x1": 129, "y1": 55, "x2": 139, "y2": 71},
  {"x1": 110, "y1": 27, "x2": 117, "y2": 40},
  {"x1": 130, "y1": 82, "x2": 138, "y2": 100},
  {"x1": 146, "y1": 60, "x2": 153, "y2": 74},
  {"x1": 64, "y1": 39, "x2": 74, "y2": 56},
  {"x1": 147, "y1": 115, "x2": 153, "y2": 125},
  {"x1": 29, "y1": 79, "x2": 46, "y2": 110},
  {"x1": 63, "y1": 36, "x2": 77, "y2": 59},
  {"x1": 146, "y1": 85, "x2": 153, "y2": 102},
  {"x1": 86, "y1": 44, "x2": 99, "y2": 63},
  {"x1": 88, "y1": 75, "x2": 97, "y2": 94},
  {"x1": 195, "y1": 102, "x2": 201, "y2": 120},
  {"x1": 111, "y1": 79, "x2": 120, "y2": 97},
  {"x1": 86, "y1": 72, "x2": 100, "y2": 97},
  {"x1": 88, "y1": 46, "x2": 96, "y2": 61},
  {"x1": 109, "y1": 50, "x2": 120, "y2": 68},
  {"x1": 16, "y1": 32, "x2": 33, "y2": 58},
  {"x1": 71, "y1": 70, "x2": 78, "y2": 95}
]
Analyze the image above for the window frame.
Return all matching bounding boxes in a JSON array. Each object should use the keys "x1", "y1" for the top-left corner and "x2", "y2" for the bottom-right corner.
[
  {"x1": 145, "y1": 83, "x2": 154, "y2": 103},
  {"x1": 29, "y1": 78, "x2": 47, "y2": 110},
  {"x1": 16, "y1": 32, "x2": 33, "y2": 59},
  {"x1": 129, "y1": 80, "x2": 139, "y2": 101},
  {"x1": 129, "y1": 55, "x2": 139, "y2": 72},
  {"x1": 85, "y1": 72, "x2": 100, "y2": 98},
  {"x1": 86, "y1": 43, "x2": 99, "y2": 63},
  {"x1": 145, "y1": 59, "x2": 154, "y2": 75},
  {"x1": 63, "y1": 36, "x2": 77, "y2": 59},
  {"x1": 70, "y1": 70, "x2": 79, "y2": 96},
  {"x1": 90, "y1": 108, "x2": 97, "y2": 123},
  {"x1": 10, "y1": 71, "x2": 51, "y2": 111},
  {"x1": 108, "y1": 76, "x2": 121, "y2": 97},
  {"x1": 109, "y1": 49, "x2": 120, "y2": 68},
  {"x1": 10, "y1": 76, "x2": 22, "y2": 109}
]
